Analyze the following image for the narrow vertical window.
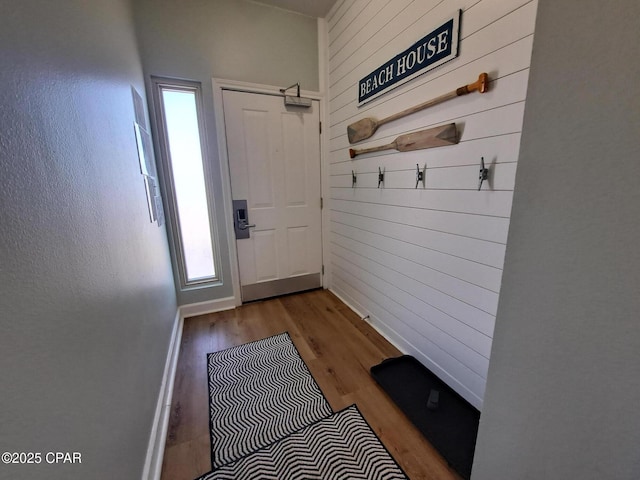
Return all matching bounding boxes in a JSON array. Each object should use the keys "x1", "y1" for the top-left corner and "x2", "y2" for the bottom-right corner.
[{"x1": 154, "y1": 80, "x2": 218, "y2": 285}]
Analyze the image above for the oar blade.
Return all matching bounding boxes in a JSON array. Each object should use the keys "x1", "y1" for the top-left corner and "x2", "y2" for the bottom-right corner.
[
  {"x1": 395, "y1": 123, "x2": 458, "y2": 152},
  {"x1": 347, "y1": 118, "x2": 378, "y2": 144}
]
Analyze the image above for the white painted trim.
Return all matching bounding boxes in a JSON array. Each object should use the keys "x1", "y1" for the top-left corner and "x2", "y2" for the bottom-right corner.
[
  {"x1": 329, "y1": 286, "x2": 483, "y2": 409},
  {"x1": 141, "y1": 295, "x2": 237, "y2": 480},
  {"x1": 329, "y1": 287, "x2": 366, "y2": 320},
  {"x1": 179, "y1": 295, "x2": 236, "y2": 318},
  {"x1": 142, "y1": 310, "x2": 183, "y2": 480},
  {"x1": 212, "y1": 78, "x2": 242, "y2": 307},
  {"x1": 318, "y1": 17, "x2": 331, "y2": 289},
  {"x1": 211, "y1": 77, "x2": 325, "y2": 299},
  {"x1": 328, "y1": 287, "x2": 408, "y2": 359}
]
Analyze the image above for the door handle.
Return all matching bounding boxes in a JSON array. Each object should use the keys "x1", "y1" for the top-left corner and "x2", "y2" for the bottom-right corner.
[
  {"x1": 233, "y1": 200, "x2": 255, "y2": 239},
  {"x1": 238, "y1": 222, "x2": 256, "y2": 230}
]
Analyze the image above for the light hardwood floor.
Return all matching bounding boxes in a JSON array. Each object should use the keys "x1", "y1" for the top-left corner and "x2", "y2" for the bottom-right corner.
[{"x1": 160, "y1": 289, "x2": 462, "y2": 480}]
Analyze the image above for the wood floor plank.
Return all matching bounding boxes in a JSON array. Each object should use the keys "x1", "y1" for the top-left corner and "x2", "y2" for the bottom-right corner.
[{"x1": 160, "y1": 289, "x2": 462, "y2": 480}]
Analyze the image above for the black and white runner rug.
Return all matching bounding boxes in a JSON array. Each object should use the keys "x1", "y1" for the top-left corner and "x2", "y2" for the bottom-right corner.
[
  {"x1": 207, "y1": 333, "x2": 333, "y2": 469},
  {"x1": 201, "y1": 332, "x2": 408, "y2": 479},
  {"x1": 199, "y1": 405, "x2": 408, "y2": 480}
]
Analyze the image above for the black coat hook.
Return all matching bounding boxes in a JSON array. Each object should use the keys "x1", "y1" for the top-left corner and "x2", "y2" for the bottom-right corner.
[
  {"x1": 415, "y1": 164, "x2": 425, "y2": 189},
  {"x1": 478, "y1": 157, "x2": 489, "y2": 190},
  {"x1": 378, "y1": 167, "x2": 385, "y2": 188}
]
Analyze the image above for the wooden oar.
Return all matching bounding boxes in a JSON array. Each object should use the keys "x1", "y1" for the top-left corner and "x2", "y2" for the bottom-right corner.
[
  {"x1": 348, "y1": 73, "x2": 488, "y2": 144},
  {"x1": 349, "y1": 123, "x2": 458, "y2": 158}
]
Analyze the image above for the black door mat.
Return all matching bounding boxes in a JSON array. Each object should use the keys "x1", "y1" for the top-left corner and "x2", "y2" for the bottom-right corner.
[{"x1": 371, "y1": 355, "x2": 480, "y2": 479}]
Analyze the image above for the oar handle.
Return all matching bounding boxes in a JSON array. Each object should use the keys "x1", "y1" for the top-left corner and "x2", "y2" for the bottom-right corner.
[
  {"x1": 349, "y1": 142, "x2": 395, "y2": 158},
  {"x1": 378, "y1": 73, "x2": 489, "y2": 127},
  {"x1": 456, "y1": 72, "x2": 489, "y2": 95}
]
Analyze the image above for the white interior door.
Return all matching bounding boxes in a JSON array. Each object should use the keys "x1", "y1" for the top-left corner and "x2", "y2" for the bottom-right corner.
[{"x1": 223, "y1": 90, "x2": 322, "y2": 302}]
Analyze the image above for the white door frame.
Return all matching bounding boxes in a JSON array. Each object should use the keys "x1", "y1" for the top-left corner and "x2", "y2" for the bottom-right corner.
[{"x1": 211, "y1": 78, "x2": 329, "y2": 306}]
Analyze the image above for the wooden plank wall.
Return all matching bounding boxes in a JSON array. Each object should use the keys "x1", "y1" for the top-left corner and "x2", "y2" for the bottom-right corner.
[{"x1": 325, "y1": 0, "x2": 538, "y2": 409}]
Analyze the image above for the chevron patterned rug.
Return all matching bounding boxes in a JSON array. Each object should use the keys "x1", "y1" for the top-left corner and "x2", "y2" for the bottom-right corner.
[
  {"x1": 198, "y1": 404, "x2": 408, "y2": 480},
  {"x1": 207, "y1": 333, "x2": 333, "y2": 469},
  {"x1": 200, "y1": 332, "x2": 408, "y2": 479}
]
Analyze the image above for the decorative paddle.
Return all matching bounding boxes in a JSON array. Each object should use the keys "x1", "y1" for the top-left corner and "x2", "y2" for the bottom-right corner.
[
  {"x1": 348, "y1": 123, "x2": 458, "y2": 158},
  {"x1": 348, "y1": 73, "x2": 488, "y2": 144}
]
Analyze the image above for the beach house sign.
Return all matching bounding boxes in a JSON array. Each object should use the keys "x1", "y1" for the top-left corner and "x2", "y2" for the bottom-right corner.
[{"x1": 358, "y1": 10, "x2": 461, "y2": 106}]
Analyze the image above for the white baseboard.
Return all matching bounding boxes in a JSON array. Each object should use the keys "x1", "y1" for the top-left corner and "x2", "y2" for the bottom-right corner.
[
  {"x1": 142, "y1": 310, "x2": 184, "y2": 480},
  {"x1": 329, "y1": 286, "x2": 483, "y2": 410},
  {"x1": 179, "y1": 295, "x2": 236, "y2": 319},
  {"x1": 329, "y1": 287, "x2": 407, "y2": 354},
  {"x1": 142, "y1": 296, "x2": 237, "y2": 480}
]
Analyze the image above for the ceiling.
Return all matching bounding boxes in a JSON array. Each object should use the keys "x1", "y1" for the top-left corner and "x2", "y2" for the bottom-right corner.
[{"x1": 250, "y1": 0, "x2": 339, "y2": 18}]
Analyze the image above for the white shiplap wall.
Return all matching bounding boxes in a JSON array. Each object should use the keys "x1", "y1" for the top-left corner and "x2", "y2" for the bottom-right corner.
[{"x1": 325, "y1": 0, "x2": 538, "y2": 409}]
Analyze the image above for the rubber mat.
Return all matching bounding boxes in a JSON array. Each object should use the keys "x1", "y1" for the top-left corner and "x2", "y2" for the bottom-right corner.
[{"x1": 371, "y1": 355, "x2": 480, "y2": 479}]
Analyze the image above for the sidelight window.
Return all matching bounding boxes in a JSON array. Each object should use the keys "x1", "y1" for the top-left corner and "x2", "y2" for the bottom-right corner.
[{"x1": 153, "y1": 79, "x2": 219, "y2": 286}]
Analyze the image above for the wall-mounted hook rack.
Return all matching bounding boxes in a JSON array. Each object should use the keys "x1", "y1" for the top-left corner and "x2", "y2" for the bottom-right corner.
[
  {"x1": 352, "y1": 170, "x2": 357, "y2": 188},
  {"x1": 415, "y1": 164, "x2": 426, "y2": 189},
  {"x1": 478, "y1": 157, "x2": 489, "y2": 190},
  {"x1": 378, "y1": 167, "x2": 385, "y2": 188}
]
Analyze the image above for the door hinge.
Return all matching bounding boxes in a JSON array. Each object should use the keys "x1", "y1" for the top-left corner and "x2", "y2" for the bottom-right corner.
[
  {"x1": 320, "y1": 197, "x2": 323, "y2": 209},
  {"x1": 319, "y1": 121, "x2": 322, "y2": 134},
  {"x1": 322, "y1": 265, "x2": 325, "y2": 275}
]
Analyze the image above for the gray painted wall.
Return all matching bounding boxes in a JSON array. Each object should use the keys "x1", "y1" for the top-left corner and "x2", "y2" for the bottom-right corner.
[
  {"x1": 472, "y1": 1, "x2": 640, "y2": 478},
  {"x1": 132, "y1": 0, "x2": 320, "y2": 305},
  {"x1": 0, "y1": 1, "x2": 177, "y2": 479}
]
